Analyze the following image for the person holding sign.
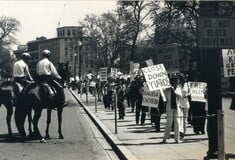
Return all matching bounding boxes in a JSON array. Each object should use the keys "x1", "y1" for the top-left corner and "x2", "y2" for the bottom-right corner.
[
  {"x1": 163, "y1": 76, "x2": 183, "y2": 143},
  {"x1": 189, "y1": 73, "x2": 207, "y2": 135}
]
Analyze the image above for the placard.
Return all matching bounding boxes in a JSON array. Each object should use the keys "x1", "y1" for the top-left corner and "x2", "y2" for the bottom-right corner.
[
  {"x1": 189, "y1": 82, "x2": 207, "y2": 102},
  {"x1": 142, "y1": 83, "x2": 160, "y2": 108},
  {"x1": 98, "y1": 67, "x2": 107, "y2": 82},
  {"x1": 222, "y1": 49, "x2": 235, "y2": 77},
  {"x1": 142, "y1": 64, "x2": 171, "y2": 91},
  {"x1": 156, "y1": 43, "x2": 179, "y2": 73}
]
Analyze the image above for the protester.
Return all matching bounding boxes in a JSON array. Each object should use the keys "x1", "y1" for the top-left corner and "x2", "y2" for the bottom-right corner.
[
  {"x1": 163, "y1": 76, "x2": 182, "y2": 143},
  {"x1": 189, "y1": 73, "x2": 207, "y2": 135},
  {"x1": 178, "y1": 74, "x2": 191, "y2": 137},
  {"x1": 117, "y1": 78, "x2": 126, "y2": 119},
  {"x1": 151, "y1": 89, "x2": 166, "y2": 132},
  {"x1": 134, "y1": 76, "x2": 145, "y2": 125}
]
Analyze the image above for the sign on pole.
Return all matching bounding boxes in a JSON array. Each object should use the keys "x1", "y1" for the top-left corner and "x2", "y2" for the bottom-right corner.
[
  {"x1": 98, "y1": 67, "x2": 107, "y2": 82},
  {"x1": 189, "y1": 82, "x2": 207, "y2": 102},
  {"x1": 142, "y1": 83, "x2": 160, "y2": 108},
  {"x1": 222, "y1": 49, "x2": 235, "y2": 77},
  {"x1": 142, "y1": 64, "x2": 171, "y2": 91},
  {"x1": 198, "y1": 18, "x2": 235, "y2": 48},
  {"x1": 156, "y1": 43, "x2": 180, "y2": 73}
]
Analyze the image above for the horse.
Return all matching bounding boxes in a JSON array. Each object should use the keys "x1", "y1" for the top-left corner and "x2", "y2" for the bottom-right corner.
[
  {"x1": 0, "y1": 80, "x2": 34, "y2": 138},
  {"x1": 57, "y1": 61, "x2": 70, "y2": 87},
  {"x1": 14, "y1": 62, "x2": 70, "y2": 141}
]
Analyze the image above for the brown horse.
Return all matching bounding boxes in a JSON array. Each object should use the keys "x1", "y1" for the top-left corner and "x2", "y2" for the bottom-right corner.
[{"x1": 0, "y1": 80, "x2": 33, "y2": 138}]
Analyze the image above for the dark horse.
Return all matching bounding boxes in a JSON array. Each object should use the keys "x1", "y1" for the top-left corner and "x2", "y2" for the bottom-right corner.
[
  {"x1": 15, "y1": 62, "x2": 70, "y2": 141},
  {"x1": 0, "y1": 81, "x2": 22, "y2": 136},
  {"x1": 57, "y1": 61, "x2": 70, "y2": 87}
]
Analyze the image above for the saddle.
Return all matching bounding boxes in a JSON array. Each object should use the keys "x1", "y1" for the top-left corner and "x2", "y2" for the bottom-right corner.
[
  {"x1": 15, "y1": 82, "x2": 24, "y2": 93},
  {"x1": 41, "y1": 83, "x2": 57, "y2": 99}
]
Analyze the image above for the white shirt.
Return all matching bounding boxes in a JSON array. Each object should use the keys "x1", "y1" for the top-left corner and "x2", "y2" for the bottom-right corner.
[
  {"x1": 36, "y1": 58, "x2": 61, "y2": 79},
  {"x1": 13, "y1": 59, "x2": 32, "y2": 79},
  {"x1": 180, "y1": 82, "x2": 190, "y2": 109}
]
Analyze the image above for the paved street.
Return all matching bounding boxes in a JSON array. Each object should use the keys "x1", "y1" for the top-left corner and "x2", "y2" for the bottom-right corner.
[
  {"x1": 0, "y1": 89, "x2": 118, "y2": 160},
  {"x1": 74, "y1": 90, "x2": 235, "y2": 160}
]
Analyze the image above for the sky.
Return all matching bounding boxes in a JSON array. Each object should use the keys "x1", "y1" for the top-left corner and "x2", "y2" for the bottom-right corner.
[{"x1": 0, "y1": 0, "x2": 117, "y2": 50}]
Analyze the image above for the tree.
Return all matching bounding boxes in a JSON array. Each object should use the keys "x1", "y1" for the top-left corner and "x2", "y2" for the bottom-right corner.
[
  {"x1": 0, "y1": 16, "x2": 21, "y2": 47},
  {"x1": 0, "y1": 16, "x2": 21, "y2": 78},
  {"x1": 117, "y1": 1, "x2": 154, "y2": 61},
  {"x1": 81, "y1": 11, "x2": 133, "y2": 70},
  {"x1": 0, "y1": 44, "x2": 14, "y2": 79}
]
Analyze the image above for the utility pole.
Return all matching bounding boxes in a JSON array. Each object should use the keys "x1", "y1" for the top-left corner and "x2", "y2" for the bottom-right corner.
[{"x1": 199, "y1": 2, "x2": 228, "y2": 159}]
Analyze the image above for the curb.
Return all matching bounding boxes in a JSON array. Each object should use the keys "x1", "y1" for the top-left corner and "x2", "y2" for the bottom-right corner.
[{"x1": 69, "y1": 89, "x2": 138, "y2": 160}]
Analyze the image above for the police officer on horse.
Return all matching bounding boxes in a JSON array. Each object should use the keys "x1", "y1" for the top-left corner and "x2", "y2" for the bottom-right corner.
[
  {"x1": 13, "y1": 52, "x2": 33, "y2": 87},
  {"x1": 36, "y1": 49, "x2": 68, "y2": 107}
]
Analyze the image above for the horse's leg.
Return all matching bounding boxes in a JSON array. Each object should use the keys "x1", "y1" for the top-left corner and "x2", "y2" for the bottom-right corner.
[
  {"x1": 6, "y1": 104, "x2": 13, "y2": 137},
  {"x1": 45, "y1": 109, "x2": 52, "y2": 139},
  {"x1": 57, "y1": 107, "x2": 64, "y2": 139},
  {"x1": 15, "y1": 106, "x2": 27, "y2": 140},
  {"x1": 32, "y1": 108, "x2": 42, "y2": 139},
  {"x1": 27, "y1": 108, "x2": 33, "y2": 136}
]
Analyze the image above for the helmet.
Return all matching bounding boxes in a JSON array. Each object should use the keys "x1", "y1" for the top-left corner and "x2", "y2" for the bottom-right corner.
[
  {"x1": 21, "y1": 52, "x2": 31, "y2": 59},
  {"x1": 42, "y1": 49, "x2": 51, "y2": 57}
]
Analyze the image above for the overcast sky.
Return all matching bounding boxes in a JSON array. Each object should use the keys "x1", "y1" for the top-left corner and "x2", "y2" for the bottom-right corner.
[{"x1": 0, "y1": 0, "x2": 117, "y2": 49}]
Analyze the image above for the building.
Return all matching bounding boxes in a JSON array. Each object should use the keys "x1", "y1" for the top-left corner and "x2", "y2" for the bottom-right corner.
[{"x1": 15, "y1": 26, "x2": 98, "y2": 80}]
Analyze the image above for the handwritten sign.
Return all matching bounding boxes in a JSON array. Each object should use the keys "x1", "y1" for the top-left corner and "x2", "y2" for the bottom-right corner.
[
  {"x1": 189, "y1": 82, "x2": 207, "y2": 102},
  {"x1": 142, "y1": 64, "x2": 171, "y2": 91},
  {"x1": 198, "y1": 18, "x2": 235, "y2": 48},
  {"x1": 156, "y1": 43, "x2": 179, "y2": 73},
  {"x1": 142, "y1": 83, "x2": 160, "y2": 108},
  {"x1": 98, "y1": 68, "x2": 107, "y2": 82},
  {"x1": 222, "y1": 49, "x2": 235, "y2": 77},
  {"x1": 111, "y1": 68, "x2": 118, "y2": 77}
]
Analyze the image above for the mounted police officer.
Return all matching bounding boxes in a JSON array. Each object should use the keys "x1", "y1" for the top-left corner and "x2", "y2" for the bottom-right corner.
[
  {"x1": 36, "y1": 49, "x2": 68, "y2": 107},
  {"x1": 13, "y1": 52, "x2": 33, "y2": 87}
]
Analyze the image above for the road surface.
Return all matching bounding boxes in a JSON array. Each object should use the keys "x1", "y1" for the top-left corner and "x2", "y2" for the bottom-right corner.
[{"x1": 0, "y1": 89, "x2": 118, "y2": 160}]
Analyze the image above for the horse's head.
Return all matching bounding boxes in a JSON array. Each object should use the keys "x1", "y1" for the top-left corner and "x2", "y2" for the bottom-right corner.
[{"x1": 57, "y1": 61, "x2": 70, "y2": 83}]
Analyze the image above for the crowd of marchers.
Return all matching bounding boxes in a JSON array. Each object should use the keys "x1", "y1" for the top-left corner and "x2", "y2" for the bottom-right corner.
[{"x1": 75, "y1": 72, "x2": 207, "y2": 144}]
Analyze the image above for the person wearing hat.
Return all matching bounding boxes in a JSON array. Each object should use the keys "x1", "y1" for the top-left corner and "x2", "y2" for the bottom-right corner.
[
  {"x1": 36, "y1": 49, "x2": 67, "y2": 107},
  {"x1": 13, "y1": 52, "x2": 33, "y2": 86}
]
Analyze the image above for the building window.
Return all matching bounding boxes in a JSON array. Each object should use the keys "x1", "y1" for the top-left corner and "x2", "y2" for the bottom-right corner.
[
  {"x1": 72, "y1": 29, "x2": 76, "y2": 36},
  {"x1": 62, "y1": 30, "x2": 65, "y2": 36},
  {"x1": 67, "y1": 30, "x2": 71, "y2": 36}
]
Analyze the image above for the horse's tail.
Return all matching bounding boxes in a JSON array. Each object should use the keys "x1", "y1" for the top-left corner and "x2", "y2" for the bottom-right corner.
[{"x1": 0, "y1": 88, "x2": 15, "y2": 106}]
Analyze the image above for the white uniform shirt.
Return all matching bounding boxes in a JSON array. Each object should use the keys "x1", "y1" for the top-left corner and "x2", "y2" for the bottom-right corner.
[
  {"x1": 36, "y1": 58, "x2": 61, "y2": 79},
  {"x1": 13, "y1": 59, "x2": 32, "y2": 79}
]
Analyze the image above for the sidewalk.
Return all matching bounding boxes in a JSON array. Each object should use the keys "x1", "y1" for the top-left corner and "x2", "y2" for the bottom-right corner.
[{"x1": 70, "y1": 90, "x2": 235, "y2": 160}]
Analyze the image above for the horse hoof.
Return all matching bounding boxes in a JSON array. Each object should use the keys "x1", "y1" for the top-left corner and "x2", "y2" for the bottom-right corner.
[
  {"x1": 59, "y1": 135, "x2": 64, "y2": 139},
  {"x1": 40, "y1": 138, "x2": 46, "y2": 143}
]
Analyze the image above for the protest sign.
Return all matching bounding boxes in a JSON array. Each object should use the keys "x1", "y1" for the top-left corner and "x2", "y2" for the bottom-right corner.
[
  {"x1": 142, "y1": 64, "x2": 171, "y2": 91},
  {"x1": 142, "y1": 83, "x2": 160, "y2": 108},
  {"x1": 98, "y1": 67, "x2": 107, "y2": 82},
  {"x1": 156, "y1": 43, "x2": 180, "y2": 73},
  {"x1": 189, "y1": 82, "x2": 207, "y2": 102},
  {"x1": 111, "y1": 68, "x2": 118, "y2": 77},
  {"x1": 222, "y1": 49, "x2": 235, "y2": 77}
]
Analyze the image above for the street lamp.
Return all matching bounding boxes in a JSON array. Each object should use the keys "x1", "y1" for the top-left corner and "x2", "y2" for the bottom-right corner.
[
  {"x1": 74, "y1": 53, "x2": 77, "y2": 82},
  {"x1": 77, "y1": 40, "x2": 82, "y2": 79}
]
